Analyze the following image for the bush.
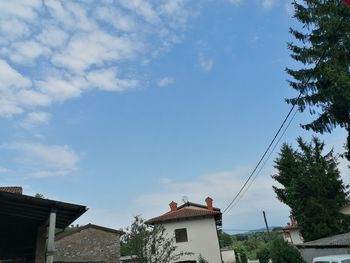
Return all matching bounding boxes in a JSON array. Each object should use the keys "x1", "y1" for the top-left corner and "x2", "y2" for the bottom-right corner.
[
  {"x1": 256, "y1": 247, "x2": 269, "y2": 263},
  {"x1": 234, "y1": 246, "x2": 248, "y2": 263},
  {"x1": 269, "y1": 237, "x2": 305, "y2": 263}
]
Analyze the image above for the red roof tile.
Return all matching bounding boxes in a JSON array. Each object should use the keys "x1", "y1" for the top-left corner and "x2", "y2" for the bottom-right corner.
[
  {"x1": 0, "y1": 186, "x2": 23, "y2": 194},
  {"x1": 145, "y1": 206, "x2": 221, "y2": 225}
]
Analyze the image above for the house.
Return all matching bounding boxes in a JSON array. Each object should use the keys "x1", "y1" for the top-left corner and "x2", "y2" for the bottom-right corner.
[
  {"x1": 296, "y1": 232, "x2": 350, "y2": 263},
  {"x1": 54, "y1": 224, "x2": 124, "y2": 263},
  {"x1": 0, "y1": 186, "x2": 87, "y2": 263},
  {"x1": 145, "y1": 197, "x2": 223, "y2": 263},
  {"x1": 281, "y1": 216, "x2": 303, "y2": 245}
]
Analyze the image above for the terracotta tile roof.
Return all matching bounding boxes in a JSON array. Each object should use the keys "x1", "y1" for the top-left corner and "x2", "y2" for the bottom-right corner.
[
  {"x1": 145, "y1": 207, "x2": 221, "y2": 225},
  {"x1": 0, "y1": 186, "x2": 23, "y2": 194}
]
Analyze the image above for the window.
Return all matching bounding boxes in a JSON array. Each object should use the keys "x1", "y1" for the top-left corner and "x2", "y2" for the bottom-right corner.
[{"x1": 175, "y1": 228, "x2": 188, "y2": 243}]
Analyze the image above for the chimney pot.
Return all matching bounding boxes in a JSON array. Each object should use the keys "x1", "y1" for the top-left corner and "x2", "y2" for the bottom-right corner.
[
  {"x1": 205, "y1": 196, "x2": 213, "y2": 210},
  {"x1": 169, "y1": 201, "x2": 177, "y2": 212}
]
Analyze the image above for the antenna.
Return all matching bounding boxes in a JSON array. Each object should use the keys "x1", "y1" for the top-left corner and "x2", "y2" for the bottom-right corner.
[{"x1": 182, "y1": 196, "x2": 189, "y2": 203}]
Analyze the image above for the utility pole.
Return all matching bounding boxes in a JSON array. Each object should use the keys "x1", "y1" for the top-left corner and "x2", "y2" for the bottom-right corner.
[{"x1": 263, "y1": 210, "x2": 271, "y2": 240}]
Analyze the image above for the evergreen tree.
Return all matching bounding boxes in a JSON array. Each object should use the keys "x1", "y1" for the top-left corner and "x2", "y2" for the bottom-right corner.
[
  {"x1": 269, "y1": 237, "x2": 305, "y2": 263},
  {"x1": 287, "y1": 0, "x2": 350, "y2": 160},
  {"x1": 272, "y1": 136, "x2": 350, "y2": 241}
]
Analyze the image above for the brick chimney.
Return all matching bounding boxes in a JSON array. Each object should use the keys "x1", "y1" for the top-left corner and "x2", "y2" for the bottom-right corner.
[
  {"x1": 169, "y1": 201, "x2": 177, "y2": 212},
  {"x1": 0, "y1": 186, "x2": 23, "y2": 194},
  {"x1": 205, "y1": 196, "x2": 213, "y2": 210}
]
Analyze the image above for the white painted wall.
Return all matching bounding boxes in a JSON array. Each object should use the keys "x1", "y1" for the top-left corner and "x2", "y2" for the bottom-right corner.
[
  {"x1": 221, "y1": 249, "x2": 236, "y2": 263},
  {"x1": 159, "y1": 217, "x2": 222, "y2": 263},
  {"x1": 290, "y1": 229, "x2": 303, "y2": 244}
]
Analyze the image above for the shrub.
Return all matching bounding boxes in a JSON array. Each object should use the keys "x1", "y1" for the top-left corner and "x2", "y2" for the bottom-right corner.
[
  {"x1": 256, "y1": 247, "x2": 269, "y2": 263},
  {"x1": 269, "y1": 237, "x2": 305, "y2": 263}
]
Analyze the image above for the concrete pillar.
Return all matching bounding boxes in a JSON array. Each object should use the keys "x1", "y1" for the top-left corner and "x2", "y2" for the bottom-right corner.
[
  {"x1": 46, "y1": 210, "x2": 56, "y2": 263},
  {"x1": 35, "y1": 225, "x2": 47, "y2": 263}
]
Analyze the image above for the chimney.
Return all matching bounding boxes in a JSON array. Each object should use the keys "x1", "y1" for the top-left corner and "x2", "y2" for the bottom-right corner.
[
  {"x1": 169, "y1": 201, "x2": 177, "y2": 212},
  {"x1": 205, "y1": 196, "x2": 213, "y2": 210},
  {"x1": 0, "y1": 186, "x2": 23, "y2": 194}
]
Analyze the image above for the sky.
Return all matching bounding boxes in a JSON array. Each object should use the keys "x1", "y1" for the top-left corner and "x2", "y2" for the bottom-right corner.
[{"x1": 0, "y1": 0, "x2": 349, "y2": 233}]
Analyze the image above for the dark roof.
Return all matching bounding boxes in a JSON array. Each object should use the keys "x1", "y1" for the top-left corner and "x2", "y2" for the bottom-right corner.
[
  {"x1": 145, "y1": 202, "x2": 222, "y2": 225},
  {"x1": 0, "y1": 186, "x2": 23, "y2": 194},
  {"x1": 56, "y1": 223, "x2": 124, "y2": 241},
  {"x1": 296, "y1": 232, "x2": 350, "y2": 248},
  {"x1": 0, "y1": 190, "x2": 87, "y2": 229}
]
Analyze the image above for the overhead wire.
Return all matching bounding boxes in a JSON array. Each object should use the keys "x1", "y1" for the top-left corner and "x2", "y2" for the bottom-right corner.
[{"x1": 222, "y1": 1, "x2": 347, "y2": 215}]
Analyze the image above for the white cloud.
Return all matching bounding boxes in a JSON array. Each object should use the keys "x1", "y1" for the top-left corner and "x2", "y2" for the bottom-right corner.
[
  {"x1": 86, "y1": 69, "x2": 139, "y2": 91},
  {"x1": 137, "y1": 167, "x2": 289, "y2": 228},
  {"x1": 36, "y1": 26, "x2": 69, "y2": 48},
  {"x1": 0, "y1": 167, "x2": 10, "y2": 173},
  {"x1": 52, "y1": 31, "x2": 141, "y2": 72},
  {"x1": 0, "y1": 59, "x2": 32, "y2": 89},
  {"x1": 95, "y1": 7, "x2": 137, "y2": 32},
  {"x1": 20, "y1": 111, "x2": 52, "y2": 128},
  {"x1": 0, "y1": 0, "x2": 198, "y2": 119},
  {"x1": 119, "y1": 0, "x2": 160, "y2": 25},
  {"x1": 0, "y1": 0, "x2": 41, "y2": 21},
  {"x1": 2, "y1": 142, "x2": 80, "y2": 177},
  {"x1": 261, "y1": 0, "x2": 277, "y2": 9},
  {"x1": 157, "y1": 77, "x2": 174, "y2": 87},
  {"x1": 9, "y1": 40, "x2": 50, "y2": 63},
  {"x1": 198, "y1": 54, "x2": 214, "y2": 72}
]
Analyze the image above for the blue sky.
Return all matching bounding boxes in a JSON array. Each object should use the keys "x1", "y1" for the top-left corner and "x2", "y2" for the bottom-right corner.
[{"x1": 0, "y1": 0, "x2": 349, "y2": 232}]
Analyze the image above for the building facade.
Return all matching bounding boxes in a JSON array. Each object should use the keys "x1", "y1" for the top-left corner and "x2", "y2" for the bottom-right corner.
[
  {"x1": 281, "y1": 216, "x2": 303, "y2": 245},
  {"x1": 145, "y1": 197, "x2": 222, "y2": 263},
  {"x1": 55, "y1": 224, "x2": 123, "y2": 263}
]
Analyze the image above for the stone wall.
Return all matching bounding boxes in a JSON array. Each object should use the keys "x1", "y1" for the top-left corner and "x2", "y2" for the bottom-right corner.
[{"x1": 54, "y1": 227, "x2": 120, "y2": 263}]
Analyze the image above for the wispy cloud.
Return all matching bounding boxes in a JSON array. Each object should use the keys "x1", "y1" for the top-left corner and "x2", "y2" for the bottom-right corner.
[
  {"x1": 260, "y1": 0, "x2": 277, "y2": 10},
  {"x1": 0, "y1": 167, "x2": 10, "y2": 173},
  {"x1": 19, "y1": 111, "x2": 52, "y2": 128},
  {"x1": 137, "y1": 167, "x2": 289, "y2": 227},
  {"x1": 157, "y1": 77, "x2": 174, "y2": 87},
  {"x1": 2, "y1": 142, "x2": 80, "y2": 178},
  {"x1": 198, "y1": 54, "x2": 214, "y2": 72},
  {"x1": 0, "y1": 0, "x2": 198, "y2": 118}
]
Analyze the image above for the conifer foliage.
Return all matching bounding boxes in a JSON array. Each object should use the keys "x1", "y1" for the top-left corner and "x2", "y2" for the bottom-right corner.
[
  {"x1": 272, "y1": 136, "x2": 350, "y2": 241},
  {"x1": 287, "y1": 0, "x2": 350, "y2": 160}
]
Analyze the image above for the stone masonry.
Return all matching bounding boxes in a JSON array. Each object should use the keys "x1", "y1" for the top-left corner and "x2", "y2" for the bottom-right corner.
[{"x1": 54, "y1": 224, "x2": 122, "y2": 263}]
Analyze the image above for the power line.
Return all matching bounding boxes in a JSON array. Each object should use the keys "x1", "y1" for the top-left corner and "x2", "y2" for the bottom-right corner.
[
  {"x1": 224, "y1": 108, "x2": 298, "y2": 214},
  {"x1": 222, "y1": 2, "x2": 347, "y2": 215}
]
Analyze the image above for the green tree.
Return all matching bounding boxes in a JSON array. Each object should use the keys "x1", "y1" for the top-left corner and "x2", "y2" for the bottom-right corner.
[
  {"x1": 256, "y1": 247, "x2": 269, "y2": 263},
  {"x1": 272, "y1": 136, "x2": 350, "y2": 241},
  {"x1": 287, "y1": 0, "x2": 350, "y2": 160},
  {"x1": 269, "y1": 237, "x2": 305, "y2": 263},
  {"x1": 121, "y1": 216, "x2": 189, "y2": 263},
  {"x1": 218, "y1": 230, "x2": 233, "y2": 248}
]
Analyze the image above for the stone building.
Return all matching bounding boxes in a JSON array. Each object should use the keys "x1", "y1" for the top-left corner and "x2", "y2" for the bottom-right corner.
[
  {"x1": 0, "y1": 186, "x2": 87, "y2": 263},
  {"x1": 54, "y1": 224, "x2": 123, "y2": 263}
]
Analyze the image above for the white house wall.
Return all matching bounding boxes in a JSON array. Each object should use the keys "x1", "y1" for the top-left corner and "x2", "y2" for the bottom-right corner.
[
  {"x1": 162, "y1": 217, "x2": 222, "y2": 263},
  {"x1": 290, "y1": 229, "x2": 303, "y2": 244}
]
